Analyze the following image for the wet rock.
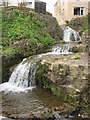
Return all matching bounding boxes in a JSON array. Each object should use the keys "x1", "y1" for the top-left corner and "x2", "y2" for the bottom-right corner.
[
  {"x1": 36, "y1": 53, "x2": 88, "y2": 115},
  {"x1": 72, "y1": 44, "x2": 88, "y2": 53}
]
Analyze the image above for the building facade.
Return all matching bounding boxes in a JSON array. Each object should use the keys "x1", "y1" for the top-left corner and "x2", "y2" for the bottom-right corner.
[
  {"x1": 1, "y1": 0, "x2": 46, "y2": 14},
  {"x1": 54, "y1": 0, "x2": 89, "y2": 25},
  {"x1": 26, "y1": 0, "x2": 46, "y2": 14}
]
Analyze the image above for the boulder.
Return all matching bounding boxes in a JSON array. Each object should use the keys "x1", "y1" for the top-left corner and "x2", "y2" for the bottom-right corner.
[{"x1": 36, "y1": 53, "x2": 88, "y2": 115}]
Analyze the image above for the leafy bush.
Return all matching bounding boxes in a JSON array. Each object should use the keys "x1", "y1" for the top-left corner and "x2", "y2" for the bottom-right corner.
[
  {"x1": 67, "y1": 14, "x2": 89, "y2": 36},
  {"x1": 2, "y1": 9, "x2": 55, "y2": 56}
]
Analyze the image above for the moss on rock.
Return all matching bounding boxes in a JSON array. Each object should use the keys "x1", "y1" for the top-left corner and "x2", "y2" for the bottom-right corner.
[{"x1": 35, "y1": 56, "x2": 88, "y2": 111}]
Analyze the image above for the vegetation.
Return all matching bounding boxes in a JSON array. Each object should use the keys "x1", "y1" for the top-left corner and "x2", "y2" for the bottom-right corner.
[
  {"x1": 66, "y1": 13, "x2": 90, "y2": 36},
  {"x1": 75, "y1": 55, "x2": 80, "y2": 60},
  {"x1": 2, "y1": 7, "x2": 63, "y2": 82},
  {"x1": 1, "y1": 9, "x2": 55, "y2": 56},
  {"x1": 36, "y1": 62, "x2": 68, "y2": 100}
]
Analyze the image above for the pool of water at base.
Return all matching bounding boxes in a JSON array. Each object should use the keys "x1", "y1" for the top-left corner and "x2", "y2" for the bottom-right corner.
[{"x1": 0, "y1": 87, "x2": 88, "y2": 120}]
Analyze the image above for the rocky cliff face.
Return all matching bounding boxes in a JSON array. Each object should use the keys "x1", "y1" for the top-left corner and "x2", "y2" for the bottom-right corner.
[{"x1": 36, "y1": 51, "x2": 89, "y2": 116}]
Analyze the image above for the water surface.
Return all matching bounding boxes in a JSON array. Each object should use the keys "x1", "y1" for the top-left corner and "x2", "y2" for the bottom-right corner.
[{"x1": 1, "y1": 87, "x2": 70, "y2": 119}]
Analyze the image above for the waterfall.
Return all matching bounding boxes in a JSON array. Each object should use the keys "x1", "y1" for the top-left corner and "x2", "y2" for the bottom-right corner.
[
  {"x1": 0, "y1": 59, "x2": 36, "y2": 93},
  {"x1": 0, "y1": 44, "x2": 72, "y2": 93},
  {"x1": 61, "y1": 26, "x2": 81, "y2": 42},
  {"x1": 52, "y1": 44, "x2": 72, "y2": 54},
  {"x1": 38, "y1": 44, "x2": 72, "y2": 58}
]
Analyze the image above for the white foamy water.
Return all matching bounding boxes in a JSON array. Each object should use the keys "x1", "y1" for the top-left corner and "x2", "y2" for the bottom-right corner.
[
  {"x1": 0, "y1": 116, "x2": 7, "y2": 119},
  {"x1": 62, "y1": 26, "x2": 81, "y2": 42},
  {"x1": 52, "y1": 45, "x2": 72, "y2": 54},
  {"x1": 38, "y1": 44, "x2": 72, "y2": 58},
  {"x1": 0, "y1": 59, "x2": 36, "y2": 93},
  {"x1": 0, "y1": 82, "x2": 35, "y2": 93}
]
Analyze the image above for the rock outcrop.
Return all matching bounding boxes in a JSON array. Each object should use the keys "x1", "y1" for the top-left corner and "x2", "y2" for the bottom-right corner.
[{"x1": 36, "y1": 52, "x2": 89, "y2": 116}]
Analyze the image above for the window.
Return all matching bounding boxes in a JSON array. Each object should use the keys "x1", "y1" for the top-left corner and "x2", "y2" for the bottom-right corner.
[
  {"x1": 74, "y1": 7, "x2": 84, "y2": 15},
  {"x1": 81, "y1": 7, "x2": 84, "y2": 15},
  {"x1": 28, "y1": 2, "x2": 32, "y2": 7},
  {"x1": 74, "y1": 7, "x2": 80, "y2": 15}
]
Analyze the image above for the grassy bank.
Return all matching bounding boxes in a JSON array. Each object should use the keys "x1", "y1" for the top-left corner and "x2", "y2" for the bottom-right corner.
[
  {"x1": 66, "y1": 14, "x2": 90, "y2": 35},
  {"x1": 1, "y1": 9, "x2": 56, "y2": 56}
]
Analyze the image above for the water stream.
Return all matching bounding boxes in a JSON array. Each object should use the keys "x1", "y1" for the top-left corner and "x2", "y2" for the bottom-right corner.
[
  {"x1": 0, "y1": 44, "x2": 73, "y2": 93},
  {"x1": 1, "y1": 87, "x2": 72, "y2": 119},
  {"x1": 0, "y1": 59, "x2": 36, "y2": 93},
  {"x1": 62, "y1": 26, "x2": 81, "y2": 42},
  {"x1": 0, "y1": 26, "x2": 81, "y2": 119}
]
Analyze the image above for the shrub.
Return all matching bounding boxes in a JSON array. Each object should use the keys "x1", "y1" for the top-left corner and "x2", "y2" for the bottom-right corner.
[{"x1": 2, "y1": 10, "x2": 55, "y2": 56}]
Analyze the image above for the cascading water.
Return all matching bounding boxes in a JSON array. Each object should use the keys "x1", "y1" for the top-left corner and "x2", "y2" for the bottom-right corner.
[
  {"x1": 0, "y1": 26, "x2": 82, "y2": 119},
  {"x1": 61, "y1": 26, "x2": 81, "y2": 42},
  {"x1": 0, "y1": 44, "x2": 72, "y2": 93},
  {"x1": 0, "y1": 25, "x2": 81, "y2": 94},
  {"x1": 52, "y1": 44, "x2": 72, "y2": 54},
  {"x1": 38, "y1": 44, "x2": 72, "y2": 58},
  {"x1": 0, "y1": 59, "x2": 36, "y2": 93}
]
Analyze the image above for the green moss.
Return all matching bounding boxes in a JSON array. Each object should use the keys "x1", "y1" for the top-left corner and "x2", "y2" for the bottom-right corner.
[
  {"x1": 36, "y1": 62, "x2": 80, "y2": 103},
  {"x1": 75, "y1": 55, "x2": 80, "y2": 60},
  {"x1": 49, "y1": 84, "x2": 60, "y2": 97},
  {"x1": 66, "y1": 21, "x2": 73, "y2": 26},
  {"x1": 36, "y1": 62, "x2": 66, "y2": 98},
  {"x1": 36, "y1": 63, "x2": 50, "y2": 86}
]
